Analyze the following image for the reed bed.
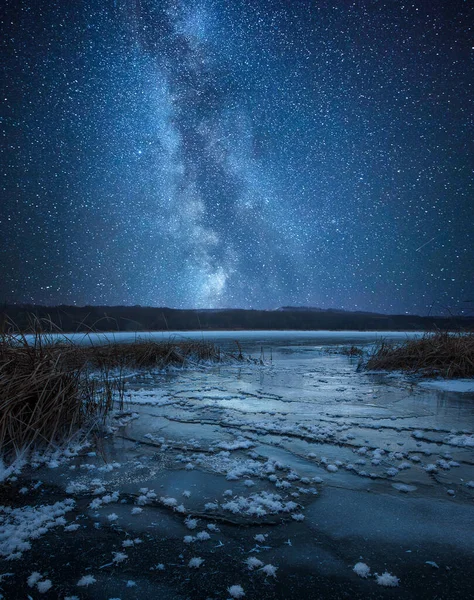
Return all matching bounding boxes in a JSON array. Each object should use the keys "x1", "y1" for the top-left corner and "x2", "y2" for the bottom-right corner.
[
  {"x1": 365, "y1": 331, "x2": 474, "y2": 378},
  {"x1": 0, "y1": 326, "x2": 221, "y2": 457},
  {"x1": 80, "y1": 338, "x2": 221, "y2": 370}
]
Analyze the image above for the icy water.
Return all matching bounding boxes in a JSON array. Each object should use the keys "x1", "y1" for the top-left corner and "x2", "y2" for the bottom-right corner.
[{"x1": 2, "y1": 331, "x2": 474, "y2": 599}]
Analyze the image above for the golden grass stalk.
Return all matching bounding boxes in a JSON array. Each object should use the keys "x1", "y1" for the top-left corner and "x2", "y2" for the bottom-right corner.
[
  {"x1": 0, "y1": 320, "x2": 221, "y2": 458},
  {"x1": 365, "y1": 331, "x2": 474, "y2": 378}
]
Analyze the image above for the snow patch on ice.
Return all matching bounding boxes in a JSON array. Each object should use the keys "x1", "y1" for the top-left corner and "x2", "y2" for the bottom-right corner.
[
  {"x1": 188, "y1": 557, "x2": 204, "y2": 568},
  {"x1": 228, "y1": 584, "x2": 245, "y2": 598},
  {"x1": 375, "y1": 572, "x2": 399, "y2": 587},
  {"x1": 0, "y1": 499, "x2": 75, "y2": 559},
  {"x1": 353, "y1": 562, "x2": 370, "y2": 578},
  {"x1": 77, "y1": 575, "x2": 96, "y2": 587}
]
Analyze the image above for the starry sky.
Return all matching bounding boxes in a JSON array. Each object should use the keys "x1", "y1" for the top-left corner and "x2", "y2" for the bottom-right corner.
[{"x1": 2, "y1": 0, "x2": 473, "y2": 314}]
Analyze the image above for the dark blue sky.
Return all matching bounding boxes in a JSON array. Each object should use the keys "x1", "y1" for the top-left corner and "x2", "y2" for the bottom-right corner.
[{"x1": 2, "y1": 0, "x2": 473, "y2": 314}]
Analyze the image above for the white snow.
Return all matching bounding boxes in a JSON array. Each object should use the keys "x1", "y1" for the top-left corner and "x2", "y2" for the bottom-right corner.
[
  {"x1": 217, "y1": 439, "x2": 254, "y2": 451},
  {"x1": 188, "y1": 557, "x2": 204, "y2": 568},
  {"x1": 291, "y1": 513, "x2": 305, "y2": 521},
  {"x1": 446, "y1": 434, "x2": 474, "y2": 447},
  {"x1": 260, "y1": 564, "x2": 278, "y2": 578},
  {"x1": 221, "y1": 491, "x2": 299, "y2": 517},
  {"x1": 392, "y1": 483, "x2": 417, "y2": 493},
  {"x1": 228, "y1": 584, "x2": 245, "y2": 598},
  {"x1": 0, "y1": 499, "x2": 75, "y2": 559},
  {"x1": 37, "y1": 579, "x2": 53, "y2": 593},
  {"x1": 353, "y1": 562, "x2": 370, "y2": 578},
  {"x1": 112, "y1": 552, "x2": 128, "y2": 563},
  {"x1": 245, "y1": 557, "x2": 263, "y2": 570},
  {"x1": 27, "y1": 572, "x2": 42, "y2": 587},
  {"x1": 375, "y1": 572, "x2": 400, "y2": 587},
  {"x1": 77, "y1": 575, "x2": 96, "y2": 586},
  {"x1": 185, "y1": 517, "x2": 198, "y2": 530},
  {"x1": 160, "y1": 496, "x2": 178, "y2": 508}
]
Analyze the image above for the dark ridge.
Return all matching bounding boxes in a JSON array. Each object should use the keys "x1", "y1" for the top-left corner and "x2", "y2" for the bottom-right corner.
[{"x1": 1, "y1": 304, "x2": 473, "y2": 333}]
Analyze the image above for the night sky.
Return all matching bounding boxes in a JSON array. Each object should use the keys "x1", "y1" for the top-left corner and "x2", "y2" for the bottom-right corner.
[{"x1": 2, "y1": 0, "x2": 473, "y2": 314}]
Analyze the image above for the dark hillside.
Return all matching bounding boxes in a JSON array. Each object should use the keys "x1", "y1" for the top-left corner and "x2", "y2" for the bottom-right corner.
[{"x1": 1, "y1": 304, "x2": 473, "y2": 333}]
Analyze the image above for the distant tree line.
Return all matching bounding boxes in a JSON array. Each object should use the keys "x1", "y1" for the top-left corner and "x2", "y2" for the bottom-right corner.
[{"x1": 1, "y1": 304, "x2": 473, "y2": 333}]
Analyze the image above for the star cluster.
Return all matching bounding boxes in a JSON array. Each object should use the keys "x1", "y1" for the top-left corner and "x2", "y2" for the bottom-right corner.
[{"x1": 2, "y1": 0, "x2": 473, "y2": 314}]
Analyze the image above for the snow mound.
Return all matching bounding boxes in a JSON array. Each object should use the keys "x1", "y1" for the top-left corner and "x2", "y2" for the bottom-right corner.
[
  {"x1": 353, "y1": 562, "x2": 370, "y2": 578},
  {"x1": 260, "y1": 564, "x2": 278, "y2": 578},
  {"x1": 77, "y1": 575, "x2": 96, "y2": 587},
  {"x1": 245, "y1": 557, "x2": 263, "y2": 570},
  {"x1": 188, "y1": 557, "x2": 204, "y2": 568},
  {"x1": 446, "y1": 434, "x2": 474, "y2": 447},
  {"x1": 228, "y1": 584, "x2": 245, "y2": 598},
  {"x1": 0, "y1": 499, "x2": 75, "y2": 559},
  {"x1": 221, "y1": 491, "x2": 299, "y2": 517},
  {"x1": 375, "y1": 572, "x2": 399, "y2": 587}
]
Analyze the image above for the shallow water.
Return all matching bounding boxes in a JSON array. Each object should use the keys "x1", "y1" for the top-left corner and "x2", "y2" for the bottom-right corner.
[{"x1": 2, "y1": 332, "x2": 473, "y2": 599}]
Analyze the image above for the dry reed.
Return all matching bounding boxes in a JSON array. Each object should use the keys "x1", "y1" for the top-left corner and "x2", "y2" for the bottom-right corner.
[
  {"x1": 0, "y1": 322, "x2": 221, "y2": 458},
  {"x1": 365, "y1": 331, "x2": 474, "y2": 378}
]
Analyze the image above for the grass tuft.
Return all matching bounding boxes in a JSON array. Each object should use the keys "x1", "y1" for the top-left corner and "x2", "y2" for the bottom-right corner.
[
  {"x1": 0, "y1": 320, "x2": 221, "y2": 458},
  {"x1": 365, "y1": 331, "x2": 474, "y2": 378}
]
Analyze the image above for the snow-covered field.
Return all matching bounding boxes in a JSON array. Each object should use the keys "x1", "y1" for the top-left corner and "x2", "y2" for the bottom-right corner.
[{"x1": 1, "y1": 331, "x2": 473, "y2": 599}]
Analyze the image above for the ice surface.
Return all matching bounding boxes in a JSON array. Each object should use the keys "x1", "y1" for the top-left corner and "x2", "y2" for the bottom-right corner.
[
  {"x1": 1, "y1": 332, "x2": 473, "y2": 600},
  {"x1": 419, "y1": 379, "x2": 474, "y2": 392}
]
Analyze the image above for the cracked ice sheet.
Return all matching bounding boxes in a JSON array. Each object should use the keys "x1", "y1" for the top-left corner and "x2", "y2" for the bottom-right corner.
[
  {"x1": 115, "y1": 352, "x2": 474, "y2": 505},
  {"x1": 3, "y1": 331, "x2": 473, "y2": 600}
]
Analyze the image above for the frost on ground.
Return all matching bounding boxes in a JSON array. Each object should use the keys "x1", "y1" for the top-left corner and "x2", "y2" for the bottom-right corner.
[
  {"x1": 0, "y1": 499, "x2": 75, "y2": 560},
  {"x1": 37, "y1": 579, "x2": 52, "y2": 593},
  {"x1": 375, "y1": 572, "x2": 400, "y2": 587},
  {"x1": 446, "y1": 434, "x2": 474, "y2": 447},
  {"x1": 245, "y1": 557, "x2": 263, "y2": 570},
  {"x1": 353, "y1": 562, "x2": 370, "y2": 578},
  {"x1": 260, "y1": 564, "x2": 278, "y2": 578},
  {"x1": 188, "y1": 557, "x2": 204, "y2": 568},
  {"x1": 26, "y1": 571, "x2": 53, "y2": 593},
  {"x1": 77, "y1": 575, "x2": 96, "y2": 587},
  {"x1": 221, "y1": 491, "x2": 300, "y2": 518},
  {"x1": 228, "y1": 584, "x2": 245, "y2": 598}
]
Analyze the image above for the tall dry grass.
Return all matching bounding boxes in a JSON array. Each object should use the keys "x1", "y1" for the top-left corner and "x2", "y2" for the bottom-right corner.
[
  {"x1": 0, "y1": 320, "x2": 221, "y2": 458},
  {"x1": 365, "y1": 331, "x2": 474, "y2": 378}
]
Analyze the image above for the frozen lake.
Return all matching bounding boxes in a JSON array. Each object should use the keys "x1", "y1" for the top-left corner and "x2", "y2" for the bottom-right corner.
[{"x1": 2, "y1": 331, "x2": 473, "y2": 599}]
